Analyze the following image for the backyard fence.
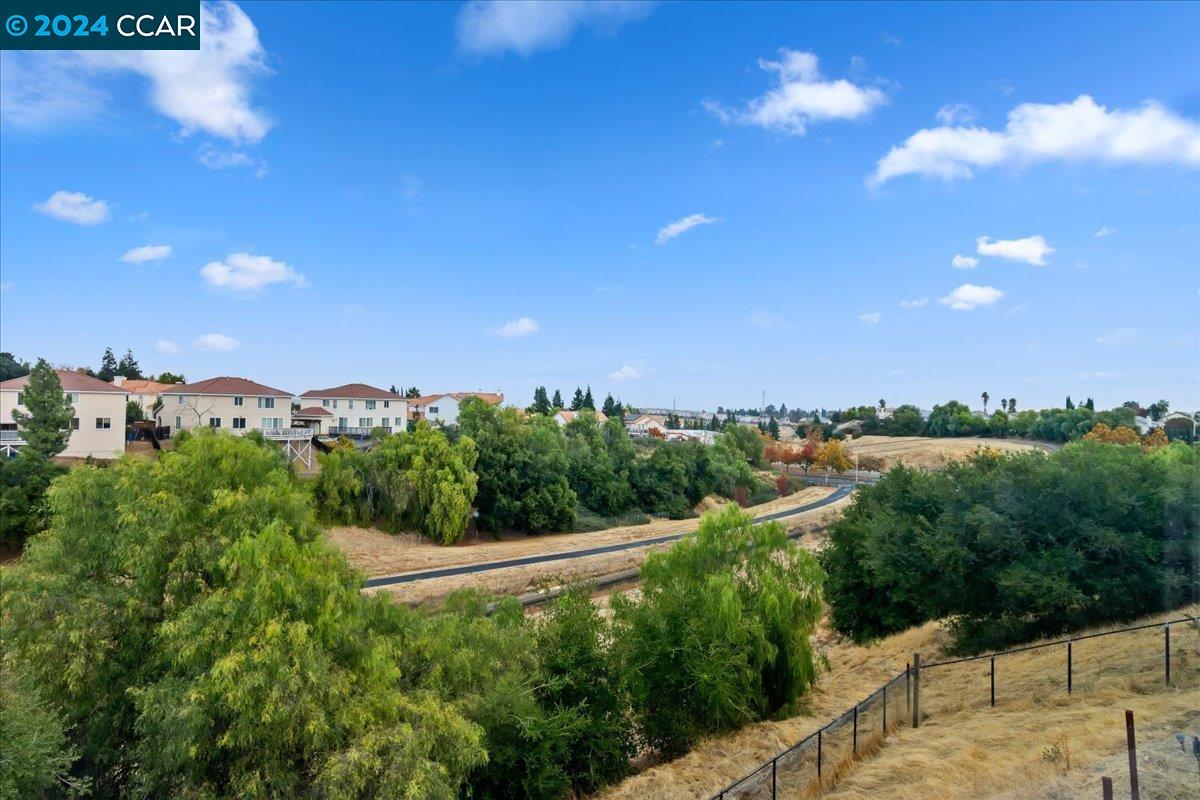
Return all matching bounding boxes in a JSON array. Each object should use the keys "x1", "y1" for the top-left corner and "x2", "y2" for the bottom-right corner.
[{"x1": 710, "y1": 615, "x2": 1199, "y2": 800}]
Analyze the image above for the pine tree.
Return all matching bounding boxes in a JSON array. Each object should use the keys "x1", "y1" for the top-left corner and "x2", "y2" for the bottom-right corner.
[
  {"x1": 390, "y1": 385, "x2": 398, "y2": 395},
  {"x1": 552, "y1": 389, "x2": 564, "y2": 409},
  {"x1": 97, "y1": 347, "x2": 118, "y2": 382},
  {"x1": 768, "y1": 417, "x2": 780, "y2": 440},
  {"x1": 1084, "y1": 397, "x2": 1095, "y2": 411},
  {"x1": 571, "y1": 387, "x2": 584, "y2": 411},
  {"x1": 116, "y1": 349, "x2": 143, "y2": 380},
  {"x1": 582, "y1": 385, "x2": 595, "y2": 410},
  {"x1": 530, "y1": 386, "x2": 552, "y2": 415},
  {"x1": 11, "y1": 360, "x2": 75, "y2": 458},
  {"x1": 709, "y1": 414, "x2": 719, "y2": 431},
  {"x1": 1065, "y1": 395, "x2": 1074, "y2": 410},
  {"x1": 601, "y1": 393, "x2": 617, "y2": 417}
]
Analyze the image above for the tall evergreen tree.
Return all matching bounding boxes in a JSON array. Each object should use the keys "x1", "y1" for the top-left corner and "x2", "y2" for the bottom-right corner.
[
  {"x1": 1065, "y1": 395, "x2": 1074, "y2": 410},
  {"x1": 530, "y1": 386, "x2": 552, "y2": 415},
  {"x1": 11, "y1": 360, "x2": 74, "y2": 458},
  {"x1": 571, "y1": 387, "x2": 585, "y2": 411},
  {"x1": 710, "y1": 415, "x2": 720, "y2": 431},
  {"x1": 601, "y1": 393, "x2": 617, "y2": 417},
  {"x1": 582, "y1": 385, "x2": 595, "y2": 410},
  {"x1": 552, "y1": 389, "x2": 564, "y2": 409},
  {"x1": 0, "y1": 352, "x2": 31, "y2": 382},
  {"x1": 1084, "y1": 397, "x2": 1095, "y2": 411},
  {"x1": 97, "y1": 347, "x2": 118, "y2": 382},
  {"x1": 767, "y1": 417, "x2": 781, "y2": 440},
  {"x1": 116, "y1": 349, "x2": 143, "y2": 380},
  {"x1": 390, "y1": 384, "x2": 398, "y2": 395}
]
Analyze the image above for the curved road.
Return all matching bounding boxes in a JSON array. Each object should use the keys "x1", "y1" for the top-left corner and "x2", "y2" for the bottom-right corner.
[{"x1": 363, "y1": 483, "x2": 855, "y2": 589}]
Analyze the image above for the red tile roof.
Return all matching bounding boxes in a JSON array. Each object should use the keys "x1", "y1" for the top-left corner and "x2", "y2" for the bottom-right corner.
[
  {"x1": 294, "y1": 406, "x2": 333, "y2": 417},
  {"x1": 410, "y1": 392, "x2": 504, "y2": 407},
  {"x1": 0, "y1": 369, "x2": 126, "y2": 393},
  {"x1": 172, "y1": 376, "x2": 291, "y2": 397},
  {"x1": 298, "y1": 383, "x2": 405, "y2": 401},
  {"x1": 117, "y1": 379, "x2": 179, "y2": 395},
  {"x1": 555, "y1": 410, "x2": 608, "y2": 423}
]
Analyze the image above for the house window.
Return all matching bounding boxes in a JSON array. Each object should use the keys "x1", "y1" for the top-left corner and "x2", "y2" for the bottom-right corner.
[
  {"x1": 257, "y1": 397, "x2": 275, "y2": 409},
  {"x1": 322, "y1": 399, "x2": 330, "y2": 408},
  {"x1": 383, "y1": 400, "x2": 390, "y2": 408},
  {"x1": 396, "y1": 417, "x2": 404, "y2": 426},
  {"x1": 70, "y1": 418, "x2": 80, "y2": 430},
  {"x1": 95, "y1": 417, "x2": 111, "y2": 430},
  {"x1": 359, "y1": 418, "x2": 372, "y2": 428},
  {"x1": 234, "y1": 396, "x2": 244, "y2": 406},
  {"x1": 332, "y1": 399, "x2": 338, "y2": 408},
  {"x1": 64, "y1": 392, "x2": 78, "y2": 403},
  {"x1": 16, "y1": 392, "x2": 23, "y2": 405},
  {"x1": 348, "y1": 400, "x2": 355, "y2": 410},
  {"x1": 177, "y1": 395, "x2": 183, "y2": 404},
  {"x1": 232, "y1": 417, "x2": 246, "y2": 429},
  {"x1": 429, "y1": 406, "x2": 439, "y2": 414},
  {"x1": 209, "y1": 418, "x2": 221, "y2": 428},
  {"x1": 261, "y1": 417, "x2": 282, "y2": 430},
  {"x1": 365, "y1": 400, "x2": 376, "y2": 410},
  {"x1": 175, "y1": 416, "x2": 182, "y2": 430}
]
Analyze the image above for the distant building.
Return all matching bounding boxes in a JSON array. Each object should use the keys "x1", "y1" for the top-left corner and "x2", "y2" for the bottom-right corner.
[
  {"x1": 553, "y1": 409, "x2": 608, "y2": 426},
  {"x1": 626, "y1": 413, "x2": 668, "y2": 437},
  {"x1": 408, "y1": 392, "x2": 503, "y2": 426},
  {"x1": 167, "y1": 376, "x2": 293, "y2": 435},
  {"x1": 297, "y1": 383, "x2": 408, "y2": 435},
  {"x1": 1, "y1": 369, "x2": 127, "y2": 458},
  {"x1": 113, "y1": 377, "x2": 179, "y2": 426}
]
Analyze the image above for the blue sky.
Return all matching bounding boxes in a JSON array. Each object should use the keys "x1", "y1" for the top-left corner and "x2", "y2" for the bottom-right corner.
[{"x1": 2, "y1": 0, "x2": 1198, "y2": 412}]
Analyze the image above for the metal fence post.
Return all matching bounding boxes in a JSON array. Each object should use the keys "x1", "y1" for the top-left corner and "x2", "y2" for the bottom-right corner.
[
  {"x1": 1164, "y1": 624, "x2": 1171, "y2": 686},
  {"x1": 817, "y1": 729, "x2": 823, "y2": 780},
  {"x1": 1067, "y1": 640, "x2": 1073, "y2": 694},
  {"x1": 883, "y1": 684, "x2": 887, "y2": 731},
  {"x1": 912, "y1": 653, "x2": 921, "y2": 728},
  {"x1": 1101, "y1": 776, "x2": 1113, "y2": 800},
  {"x1": 771, "y1": 758, "x2": 777, "y2": 799},
  {"x1": 853, "y1": 704, "x2": 858, "y2": 754},
  {"x1": 905, "y1": 662, "x2": 911, "y2": 720},
  {"x1": 1126, "y1": 709, "x2": 1140, "y2": 800},
  {"x1": 990, "y1": 655, "x2": 996, "y2": 707}
]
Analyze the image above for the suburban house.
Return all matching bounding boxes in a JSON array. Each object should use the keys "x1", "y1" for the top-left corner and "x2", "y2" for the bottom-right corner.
[
  {"x1": 0, "y1": 370, "x2": 127, "y2": 459},
  {"x1": 167, "y1": 376, "x2": 293, "y2": 435},
  {"x1": 553, "y1": 409, "x2": 608, "y2": 426},
  {"x1": 408, "y1": 392, "x2": 503, "y2": 426},
  {"x1": 296, "y1": 383, "x2": 408, "y2": 435},
  {"x1": 626, "y1": 413, "x2": 668, "y2": 437},
  {"x1": 113, "y1": 377, "x2": 179, "y2": 427}
]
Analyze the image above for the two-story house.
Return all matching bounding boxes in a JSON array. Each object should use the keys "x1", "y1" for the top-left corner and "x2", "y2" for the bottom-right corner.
[
  {"x1": 167, "y1": 376, "x2": 293, "y2": 435},
  {"x1": 0, "y1": 369, "x2": 127, "y2": 459},
  {"x1": 408, "y1": 392, "x2": 503, "y2": 426},
  {"x1": 296, "y1": 383, "x2": 408, "y2": 435}
]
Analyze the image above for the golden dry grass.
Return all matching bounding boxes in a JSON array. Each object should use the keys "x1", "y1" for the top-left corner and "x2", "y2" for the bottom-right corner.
[
  {"x1": 845, "y1": 436, "x2": 1045, "y2": 471},
  {"x1": 596, "y1": 608, "x2": 1199, "y2": 800}
]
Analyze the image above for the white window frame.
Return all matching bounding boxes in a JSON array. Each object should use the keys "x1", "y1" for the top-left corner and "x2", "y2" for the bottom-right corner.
[{"x1": 95, "y1": 417, "x2": 111, "y2": 430}]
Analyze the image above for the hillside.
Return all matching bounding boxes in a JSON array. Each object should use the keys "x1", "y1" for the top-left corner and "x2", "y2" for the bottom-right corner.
[
  {"x1": 844, "y1": 436, "x2": 1048, "y2": 471},
  {"x1": 596, "y1": 607, "x2": 1198, "y2": 800}
]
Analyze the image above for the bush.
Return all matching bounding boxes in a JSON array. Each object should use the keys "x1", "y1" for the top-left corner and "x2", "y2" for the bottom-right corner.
[
  {"x1": 613, "y1": 504, "x2": 823, "y2": 755},
  {"x1": 821, "y1": 442, "x2": 1200, "y2": 652},
  {"x1": 0, "y1": 663, "x2": 80, "y2": 800},
  {"x1": 0, "y1": 450, "x2": 64, "y2": 552}
]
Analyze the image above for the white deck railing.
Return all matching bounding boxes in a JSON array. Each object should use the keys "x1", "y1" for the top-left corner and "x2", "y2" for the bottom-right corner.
[{"x1": 258, "y1": 427, "x2": 314, "y2": 440}]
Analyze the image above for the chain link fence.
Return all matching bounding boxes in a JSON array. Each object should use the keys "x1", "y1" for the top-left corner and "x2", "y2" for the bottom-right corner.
[{"x1": 710, "y1": 615, "x2": 1198, "y2": 800}]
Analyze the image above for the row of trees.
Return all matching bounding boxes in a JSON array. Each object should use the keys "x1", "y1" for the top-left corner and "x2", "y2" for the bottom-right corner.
[
  {"x1": 1, "y1": 349, "x2": 185, "y2": 385},
  {"x1": 312, "y1": 400, "x2": 772, "y2": 539},
  {"x1": 820, "y1": 441, "x2": 1199, "y2": 652},
  {"x1": 1, "y1": 435, "x2": 824, "y2": 799},
  {"x1": 527, "y1": 385, "x2": 626, "y2": 418}
]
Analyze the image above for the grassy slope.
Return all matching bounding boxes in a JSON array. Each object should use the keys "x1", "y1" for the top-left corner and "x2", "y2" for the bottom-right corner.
[{"x1": 596, "y1": 607, "x2": 1199, "y2": 800}]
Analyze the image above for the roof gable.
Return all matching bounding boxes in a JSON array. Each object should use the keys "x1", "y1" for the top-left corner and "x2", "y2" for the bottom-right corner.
[
  {"x1": 172, "y1": 376, "x2": 291, "y2": 397},
  {"x1": 0, "y1": 369, "x2": 126, "y2": 394},
  {"x1": 299, "y1": 383, "x2": 405, "y2": 401}
]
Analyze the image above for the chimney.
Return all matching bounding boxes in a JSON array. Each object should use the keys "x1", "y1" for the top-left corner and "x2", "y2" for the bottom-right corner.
[{"x1": 113, "y1": 376, "x2": 126, "y2": 387}]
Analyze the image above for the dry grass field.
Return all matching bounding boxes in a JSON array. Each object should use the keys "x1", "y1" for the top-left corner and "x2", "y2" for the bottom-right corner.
[
  {"x1": 845, "y1": 436, "x2": 1048, "y2": 471},
  {"x1": 596, "y1": 607, "x2": 1199, "y2": 800}
]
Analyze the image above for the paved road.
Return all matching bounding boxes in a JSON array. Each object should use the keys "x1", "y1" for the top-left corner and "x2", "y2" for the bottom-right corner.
[{"x1": 363, "y1": 483, "x2": 856, "y2": 589}]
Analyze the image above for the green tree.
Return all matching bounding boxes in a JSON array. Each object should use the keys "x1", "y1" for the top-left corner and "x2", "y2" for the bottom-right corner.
[
  {"x1": 613, "y1": 505, "x2": 823, "y2": 756},
  {"x1": 390, "y1": 384, "x2": 398, "y2": 394},
  {"x1": 0, "y1": 450, "x2": 65, "y2": 551},
  {"x1": 529, "y1": 386, "x2": 552, "y2": 416},
  {"x1": 1084, "y1": 396, "x2": 1095, "y2": 411},
  {"x1": 767, "y1": 417, "x2": 780, "y2": 440},
  {"x1": 0, "y1": 352, "x2": 30, "y2": 382},
  {"x1": 582, "y1": 386, "x2": 595, "y2": 410},
  {"x1": 601, "y1": 393, "x2": 618, "y2": 417},
  {"x1": 570, "y1": 387, "x2": 584, "y2": 411},
  {"x1": 720, "y1": 423, "x2": 765, "y2": 467},
  {"x1": 884, "y1": 404, "x2": 925, "y2": 436},
  {"x1": 1065, "y1": 395, "x2": 1075, "y2": 410},
  {"x1": 155, "y1": 371, "x2": 185, "y2": 384},
  {"x1": 97, "y1": 347, "x2": 118, "y2": 382},
  {"x1": 2, "y1": 432, "x2": 486, "y2": 797},
  {"x1": 1008, "y1": 397, "x2": 1016, "y2": 413},
  {"x1": 11, "y1": 360, "x2": 74, "y2": 458},
  {"x1": 458, "y1": 398, "x2": 574, "y2": 533},
  {"x1": 563, "y1": 410, "x2": 632, "y2": 516},
  {"x1": 552, "y1": 389, "x2": 563, "y2": 409},
  {"x1": 0, "y1": 663, "x2": 80, "y2": 800},
  {"x1": 125, "y1": 400, "x2": 144, "y2": 425},
  {"x1": 116, "y1": 349, "x2": 143, "y2": 379},
  {"x1": 372, "y1": 422, "x2": 479, "y2": 543},
  {"x1": 405, "y1": 386, "x2": 421, "y2": 398},
  {"x1": 1148, "y1": 399, "x2": 1169, "y2": 421}
]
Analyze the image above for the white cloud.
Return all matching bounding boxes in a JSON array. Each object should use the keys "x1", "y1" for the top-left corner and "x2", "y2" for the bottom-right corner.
[
  {"x1": 935, "y1": 103, "x2": 977, "y2": 126},
  {"x1": 2, "y1": 2, "x2": 270, "y2": 143},
  {"x1": 1095, "y1": 327, "x2": 1145, "y2": 346},
  {"x1": 655, "y1": 212, "x2": 720, "y2": 244},
  {"x1": 951, "y1": 254, "x2": 979, "y2": 269},
  {"x1": 899, "y1": 297, "x2": 928, "y2": 308},
  {"x1": 939, "y1": 283, "x2": 1004, "y2": 311},
  {"x1": 976, "y1": 235, "x2": 1054, "y2": 266},
  {"x1": 456, "y1": 0, "x2": 651, "y2": 57},
  {"x1": 34, "y1": 190, "x2": 109, "y2": 225},
  {"x1": 121, "y1": 244, "x2": 173, "y2": 263},
  {"x1": 1077, "y1": 371, "x2": 1122, "y2": 380},
  {"x1": 197, "y1": 143, "x2": 266, "y2": 175},
  {"x1": 747, "y1": 310, "x2": 788, "y2": 331},
  {"x1": 872, "y1": 95, "x2": 1200, "y2": 185},
  {"x1": 193, "y1": 333, "x2": 240, "y2": 351},
  {"x1": 858, "y1": 312, "x2": 882, "y2": 325},
  {"x1": 155, "y1": 339, "x2": 181, "y2": 354},
  {"x1": 490, "y1": 316, "x2": 539, "y2": 338},
  {"x1": 608, "y1": 364, "x2": 642, "y2": 381},
  {"x1": 200, "y1": 252, "x2": 308, "y2": 292},
  {"x1": 704, "y1": 49, "x2": 887, "y2": 136},
  {"x1": 1094, "y1": 226, "x2": 1115, "y2": 238}
]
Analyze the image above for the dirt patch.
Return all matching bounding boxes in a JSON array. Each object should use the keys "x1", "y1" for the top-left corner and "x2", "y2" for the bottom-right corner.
[{"x1": 845, "y1": 436, "x2": 1046, "y2": 471}]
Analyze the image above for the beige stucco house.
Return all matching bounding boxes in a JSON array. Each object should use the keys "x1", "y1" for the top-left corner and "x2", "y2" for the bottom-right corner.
[
  {"x1": 408, "y1": 392, "x2": 503, "y2": 426},
  {"x1": 166, "y1": 376, "x2": 293, "y2": 435},
  {"x1": 0, "y1": 369, "x2": 127, "y2": 459},
  {"x1": 113, "y1": 377, "x2": 180, "y2": 427},
  {"x1": 297, "y1": 383, "x2": 408, "y2": 435},
  {"x1": 553, "y1": 409, "x2": 608, "y2": 426}
]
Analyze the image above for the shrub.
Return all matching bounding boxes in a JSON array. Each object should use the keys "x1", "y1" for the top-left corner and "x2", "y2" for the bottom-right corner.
[
  {"x1": 0, "y1": 450, "x2": 64, "y2": 552},
  {"x1": 613, "y1": 505, "x2": 823, "y2": 755}
]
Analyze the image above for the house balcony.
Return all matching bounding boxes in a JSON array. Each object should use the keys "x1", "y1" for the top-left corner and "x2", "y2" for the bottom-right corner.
[
  {"x1": 258, "y1": 427, "x2": 315, "y2": 440},
  {"x1": 327, "y1": 426, "x2": 391, "y2": 438}
]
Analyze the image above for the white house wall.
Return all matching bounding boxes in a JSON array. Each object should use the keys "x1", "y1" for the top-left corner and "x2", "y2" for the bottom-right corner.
[{"x1": 1, "y1": 389, "x2": 126, "y2": 459}]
